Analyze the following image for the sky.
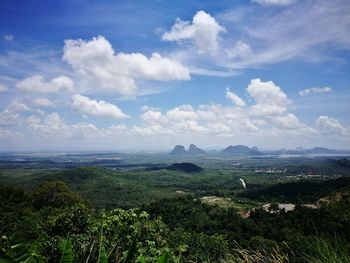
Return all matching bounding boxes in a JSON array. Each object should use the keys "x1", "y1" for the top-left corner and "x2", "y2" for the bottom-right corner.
[{"x1": 0, "y1": 0, "x2": 350, "y2": 152}]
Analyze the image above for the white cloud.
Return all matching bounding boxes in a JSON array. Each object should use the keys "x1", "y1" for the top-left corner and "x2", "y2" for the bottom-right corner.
[
  {"x1": 26, "y1": 112, "x2": 130, "y2": 140},
  {"x1": 252, "y1": 0, "x2": 296, "y2": 6},
  {"x1": 4, "y1": 34, "x2": 14, "y2": 41},
  {"x1": 0, "y1": 127, "x2": 16, "y2": 139},
  {"x1": 7, "y1": 101, "x2": 31, "y2": 112},
  {"x1": 63, "y1": 36, "x2": 189, "y2": 96},
  {"x1": 17, "y1": 75, "x2": 74, "y2": 93},
  {"x1": 26, "y1": 115, "x2": 41, "y2": 125},
  {"x1": 316, "y1": 116, "x2": 348, "y2": 135},
  {"x1": 226, "y1": 41, "x2": 253, "y2": 59},
  {"x1": 32, "y1": 98, "x2": 55, "y2": 107},
  {"x1": 240, "y1": 1, "x2": 350, "y2": 67},
  {"x1": 176, "y1": 2, "x2": 350, "y2": 74},
  {"x1": 0, "y1": 111, "x2": 20, "y2": 126},
  {"x1": 130, "y1": 78, "x2": 321, "y2": 141},
  {"x1": 0, "y1": 101, "x2": 31, "y2": 127},
  {"x1": 29, "y1": 112, "x2": 104, "y2": 139},
  {"x1": 166, "y1": 105, "x2": 198, "y2": 121},
  {"x1": 270, "y1": 113, "x2": 310, "y2": 130},
  {"x1": 141, "y1": 105, "x2": 161, "y2": 112},
  {"x1": 0, "y1": 83, "x2": 8, "y2": 92},
  {"x1": 299, "y1": 87, "x2": 333, "y2": 97},
  {"x1": 140, "y1": 110, "x2": 168, "y2": 125},
  {"x1": 72, "y1": 94, "x2": 129, "y2": 119},
  {"x1": 247, "y1": 78, "x2": 290, "y2": 116},
  {"x1": 162, "y1": 10, "x2": 226, "y2": 54},
  {"x1": 225, "y1": 87, "x2": 246, "y2": 107}
]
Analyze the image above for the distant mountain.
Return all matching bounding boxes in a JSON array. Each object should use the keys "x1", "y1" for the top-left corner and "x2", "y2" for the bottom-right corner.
[
  {"x1": 170, "y1": 144, "x2": 206, "y2": 155},
  {"x1": 306, "y1": 147, "x2": 335, "y2": 154},
  {"x1": 221, "y1": 145, "x2": 261, "y2": 155},
  {"x1": 187, "y1": 144, "x2": 206, "y2": 155},
  {"x1": 252, "y1": 146, "x2": 260, "y2": 152},
  {"x1": 171, "y1": 145, "x2": 187, "y2": 155},
  {"x1": 277, "y1": 147, "x2": 344, "y2": 155},
  {"x1": 166, "y1": 162, "x2": 203, "y2": 173}
]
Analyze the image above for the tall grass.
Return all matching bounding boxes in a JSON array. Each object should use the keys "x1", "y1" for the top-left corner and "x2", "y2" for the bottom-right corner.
[
  {"x1": 301, "y1": 237, "x2": 350, "y2": 263},
  {"x1": 222, "y1": 246, "x2": 289, "y2": 263}
]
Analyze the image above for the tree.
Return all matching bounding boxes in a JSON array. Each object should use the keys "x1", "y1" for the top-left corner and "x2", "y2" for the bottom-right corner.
[{"x1": 32, "y1": 181, "x2": 86, "y2": 210}]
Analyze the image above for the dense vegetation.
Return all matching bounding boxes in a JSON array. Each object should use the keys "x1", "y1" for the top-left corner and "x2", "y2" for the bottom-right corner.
[
  {"x1": 240, "y1": 177, "x2": 350, "y2": 202},
  {"x1": 1, "y1": 155, "x2": 350, "y2": 262},
  {"x1": 1, "y1": 180, "x2": 350, "y2": 262}
]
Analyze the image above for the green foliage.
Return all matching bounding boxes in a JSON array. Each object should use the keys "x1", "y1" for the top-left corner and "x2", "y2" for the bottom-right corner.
[
  {"x1": 97, "y1": 240, "x2": 108, "y2": 263},
  {"x1": 1, "y1": 155, "x2": 350, "y2": 262},
  {"x1": 241, "y1": 177, "x2": 350, "y2": 203},
  {"x1": 122, "y1": 233, "x2": 137, "y2": 263},
  {"x1": 156, "y1": 251, "x2": 169, "y2": 263},
  {"x1": 101, "y1": 208, "x2": 171, "y2": 262},
  {"x1": 45, "y1": 204, "x2": 90, "y2": 236},
  {"x1": 300, "y1": 237, "x2": 350, "y2": 263},
  {"x1": 32, "y1": 181, "x2": 86, "y2": 210},
  {"x1": 222, "y1": 243, "x2": 290, "y2": 263},
  {"x1": 59, "y1": 238, "x2": 73, "y2": 263},
  {"x1": 0, "y1": 235, "x2": 44, "y2": 263}
]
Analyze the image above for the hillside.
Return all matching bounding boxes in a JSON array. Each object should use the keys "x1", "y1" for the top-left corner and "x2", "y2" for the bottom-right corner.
[
  {"x1": 166, "y1": 162, "x2": 203, "y2": 173},
  {"x1": 170, "y1": 145, "x2": 187, "y2": 155},
  {"x1": 221, "y1": 145, "x2": 261, "y2": 155},
  {"x1": 188, "y1": 144, "x2": 206, "y2": 155}
]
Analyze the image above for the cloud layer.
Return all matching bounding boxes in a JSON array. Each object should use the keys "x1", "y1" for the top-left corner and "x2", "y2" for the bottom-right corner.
[
  {"x1": 63, "y1": 36, "x2": 189, "y2": 96},
  {"x1": 299, "y1": 87, "x2": 333, "y2": 97},
  {"x1": 72, "y1": 94, "x2": 129, "y2": 119},
  {"x1": 17, "y1": 75, "x2": 74, "y2": 93},
  {"x1": 252, "y1": 0, "x2": 296, "y2": 6}
]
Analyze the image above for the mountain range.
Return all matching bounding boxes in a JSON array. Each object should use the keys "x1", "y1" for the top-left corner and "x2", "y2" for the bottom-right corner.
[
  {"x1": 170, "y1": 145, "x2": 349, "y2": 156},
  {"x1": 171, "y1": 144, "x2": 206, "y2": 155}
]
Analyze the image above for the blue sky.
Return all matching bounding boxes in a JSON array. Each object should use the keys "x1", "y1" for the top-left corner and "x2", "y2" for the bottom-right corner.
[{"x1": 0, "y1": 0, "x2": 349, "y2": 152}]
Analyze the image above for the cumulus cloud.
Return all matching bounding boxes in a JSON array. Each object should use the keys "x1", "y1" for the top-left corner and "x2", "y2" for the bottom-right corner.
[
  {"x1": 0, "y1": 111, "x2": 20, "y2": 126},
  {"x1": 26, "y1": 115, "x2": 41, "y2": 125},
  {"x1": 7, "y1": 101, "x2": 31, "y2": 113},
  {"x1": 32, "y1": 98, "x2": 55, "y2": 107},
  {"x1": 17, "y1": 75, "x2": 74, "y2": 93},
  {"x1": 0, "y1": 83, "x2": 8, "y2": 92},
  {"x1": 63, "y1": 36, "x2": 189, "y2": 96},
  {"x1": 247, "y1": 78, "x2": 290, "y2": 116},
  {"x1": 137, "y1": 103, "x2": 255, "y2": 137},
  {"x1": 9, "y1": 77, "x2": 347, "y2": 148},
  {"x1": 28, "y1": 112, "x2": 129, "y2": 139},
  {"x1": 29, "y1": 112, "x2": 101, "y2": 139},
  {"x1": 226, "y1": 41, "x2": 253, "y2": 59},
  {"x1": 140, "y1": 110, "x2": 168, "y2": 125},
  {"x1": 316, "y1": 116, "x2": 347, "y2": 135},
  {"x1": 174, "y1": 1, "x2": 350, "y2": 74},
  {"x1": 299, "y1": 87, "x2": 333, "y2": 97},
  {"x1": 166, "y1": 105, "x2": 198, "y2": 121},
  {"x1": 162, "y1": 10, "x2": 226, "y2": 54},
  {"x1": 225, "y1": 87, "x2": 246, "y2": 107},
  {"x1": 0, "y1": 101, "x2": 32, "y2": 127},
  {"x1": 252, "y1": 0, "x2": 296, "y2": 6},
  {"x1": 269, "y1": 113, "x2": 313, "y2": 132},
  {"x1": 130, "y1": 78, "x2": 320, "y2": 140},
  {"x1": 72, "y1": 94, "x2": 129, "y2": 119}
]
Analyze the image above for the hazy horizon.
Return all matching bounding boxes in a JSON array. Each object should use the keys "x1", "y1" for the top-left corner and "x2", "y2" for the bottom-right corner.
[{"x1": 1, "y1": 144, "x2": 350, "y2": 155}]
